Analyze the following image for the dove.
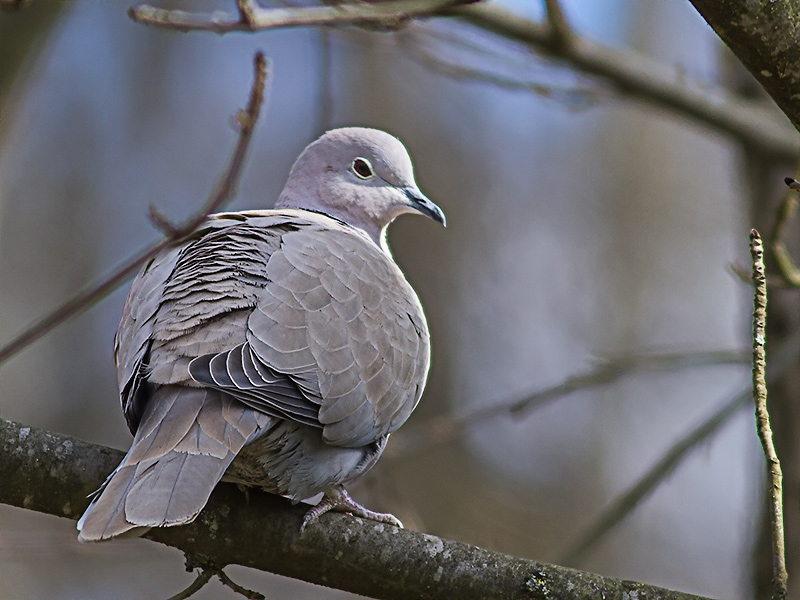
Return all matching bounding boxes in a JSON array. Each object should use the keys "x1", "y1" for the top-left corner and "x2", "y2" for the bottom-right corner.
[{"x1": 77, "y1": 127, "x2": 445, "y2": 541}]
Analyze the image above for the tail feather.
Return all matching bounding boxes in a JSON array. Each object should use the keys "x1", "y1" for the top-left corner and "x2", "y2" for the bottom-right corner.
[
  {"x1": 126, "y1": 452, "x2": 229, "y2": 526},
  {"x1": 77, "y1": 464, "x2": 142, "y2": 541},
  {"x1": 78, "y1": 386, "x2": 265, "y2": 542}
]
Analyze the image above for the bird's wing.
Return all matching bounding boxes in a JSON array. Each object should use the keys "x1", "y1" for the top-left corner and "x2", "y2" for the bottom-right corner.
[
  {"x1": 115, "y1": 211, "x2": 308, "y2": 433},
  {"x1": 188, "y1": 217, "x2": 431, "y2": 449}
]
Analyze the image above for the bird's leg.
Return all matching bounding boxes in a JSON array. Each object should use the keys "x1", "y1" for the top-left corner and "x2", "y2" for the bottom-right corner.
[{"x1": 301, "y1": 485, "x2": 403, "y2": 530}]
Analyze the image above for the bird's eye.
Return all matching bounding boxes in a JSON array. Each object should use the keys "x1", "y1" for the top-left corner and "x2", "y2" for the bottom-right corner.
[{"x1": 351, "y1": 157, "x2": 374, "y2": 180}]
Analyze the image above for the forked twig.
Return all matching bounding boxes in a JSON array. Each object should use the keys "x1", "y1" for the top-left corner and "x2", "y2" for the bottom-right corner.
[
  {"x1": 728, "y1": 176, "x2": 800, "y2": 288},
  {"x1": 166, "y1": 566, "x2": 265, "y2": 600},
  {"x1": 0, "y1": 52, "x2": 269, "y2": 366},
  {"x1": 165, "y1": 569, "x2": 215, "y2": 600}
]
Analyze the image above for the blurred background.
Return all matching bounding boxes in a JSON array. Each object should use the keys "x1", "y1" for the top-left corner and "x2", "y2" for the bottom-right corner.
[{"x1": 0, "y1": 0, "x2": 794, "y2": 598}]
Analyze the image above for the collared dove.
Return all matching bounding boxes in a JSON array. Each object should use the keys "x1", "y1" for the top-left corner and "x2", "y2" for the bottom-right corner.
[{"x1": 77, "y1": 127, "x2": 445, "y2": 542}]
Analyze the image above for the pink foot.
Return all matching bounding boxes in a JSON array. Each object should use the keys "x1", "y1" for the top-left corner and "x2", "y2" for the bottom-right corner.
[{"x1": 301, "y1": 485, "x2": 403, "y2": 530}]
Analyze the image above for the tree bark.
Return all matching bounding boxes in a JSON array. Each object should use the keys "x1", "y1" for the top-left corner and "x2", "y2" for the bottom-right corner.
[
  {"x1": 689, "y1": 0, "x2": 800, "y2": 133},
  {"x1": 0, "y1": 417, "x2": 714, "y2": 600}
]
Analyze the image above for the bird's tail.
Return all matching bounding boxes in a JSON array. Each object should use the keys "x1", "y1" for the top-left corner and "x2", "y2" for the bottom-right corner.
[{"x1": 77, "y1": 385, "x2": 265, "y2": 541}]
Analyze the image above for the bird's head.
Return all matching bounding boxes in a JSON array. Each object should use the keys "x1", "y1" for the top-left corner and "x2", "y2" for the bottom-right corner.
[{"x1": 277, "y1": 127, "x2": 445, "y2": 249}]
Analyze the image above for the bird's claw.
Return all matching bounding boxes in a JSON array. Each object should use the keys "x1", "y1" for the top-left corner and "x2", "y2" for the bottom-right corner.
[{"x1": 301, "y1": 486, "x2": 403, "y2": 531}]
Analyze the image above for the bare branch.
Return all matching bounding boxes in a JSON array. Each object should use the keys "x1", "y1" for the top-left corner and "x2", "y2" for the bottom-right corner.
[
  {"x1": 559, "y1": 391, "x2": 745, "y2": 566},
  {"x1": 170, "y1": 52, "x2": 268, "y2": 233},
  {"x1": 750, "y1": 229, "x2": 788, "y2": 600},
  {"x1": 0, "y1": 417, "x2": 718, "y2": 600},
  {"x1": 452, "y1": 3, "x2": 798, "y2": 160},
  {"x1": 128, "y1": 0, "x2": 471, "y2": 33},
  {"x1": 387, "y1": 349, "x2": 747, "y2": 460},
  {"x1": 688, "y1": 1, "x2": 800, "y2": 135},
  {"x1": 128, "y1": 1, "x2": 798, "y2": 159},
  {"x1": 0, "y1": 52, "x2": 268, "y2": 366},
  {"x1": 148, "y1": 203, "x2": 183, "y2": 237},
  {"x1": 398, "y1": 29, "x2": 603, "y2": 106},
  {"x1": 557, "y1": 332, "x2": 800, "y2": 567}
]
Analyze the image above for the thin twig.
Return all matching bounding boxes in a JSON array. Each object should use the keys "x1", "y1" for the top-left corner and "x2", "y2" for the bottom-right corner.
[
  {"x1": 164, "y1": 565, "x2": 265, "y2": 600},
  {"x1": 769, "y1": 177, "x2": 800, "y2": 287},
  {"x1": 729, "y1": 261, "x2": 754, "y2": 285},
  {"x1": 128, "y1": 0, "x2": 470, "y2": 33},
  {"x1": 387, "y1": 348, "x2": 747, "y2": 459},
  {"x1": 165, "y1": 569, "x2": 215, "y2": 600},
  {"x1": 750, "y1": 229, "x2": 788, "y2": 600},
  {"x1": 399, "y1": 29, "x2": 603, "y2": 106},
  {"x1": 217, "y1": 569, "x2": 266, "y2": 600},
  {"x1": 559, "y1": 392, "x2": 745, "y2": 566},
  {"x1": 557, "y1": 330, "x2": 800, "y2": 567},
  {"x1": 237, "y1": 0, "x2": 258, "y2": 27},
  {"x1": 0, "y1": 52, "x2": 269, "y2": 366},
  {"x1": 400, "y1": 22, "x2": 607, "y2": 106},
  {"x1": 543, "y1": 0, "x2": 571, "y2": 48}
]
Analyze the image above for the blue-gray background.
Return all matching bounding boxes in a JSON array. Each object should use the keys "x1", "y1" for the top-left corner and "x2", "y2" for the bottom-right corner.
[{"x1": 0, "y1": 1, "x2": 765, "y2": 597}]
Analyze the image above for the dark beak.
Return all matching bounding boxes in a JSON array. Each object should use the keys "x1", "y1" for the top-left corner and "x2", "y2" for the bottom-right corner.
[{"x1": 404, "y1": 187, "x2": 446, "y2": 227}]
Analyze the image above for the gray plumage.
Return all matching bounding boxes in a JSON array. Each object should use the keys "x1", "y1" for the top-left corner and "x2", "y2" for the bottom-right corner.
[{"x1": 77, "y1": 127, "x2": 445, "y2": 541}]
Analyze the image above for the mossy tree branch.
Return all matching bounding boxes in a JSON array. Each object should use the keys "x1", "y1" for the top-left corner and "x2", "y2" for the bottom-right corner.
[
  {"x1": 0, "y1": 417, "x2": 714, "y2": 600},
  {"x1": 688, "y1": 1, "x2": 800, "y2": 133}
]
